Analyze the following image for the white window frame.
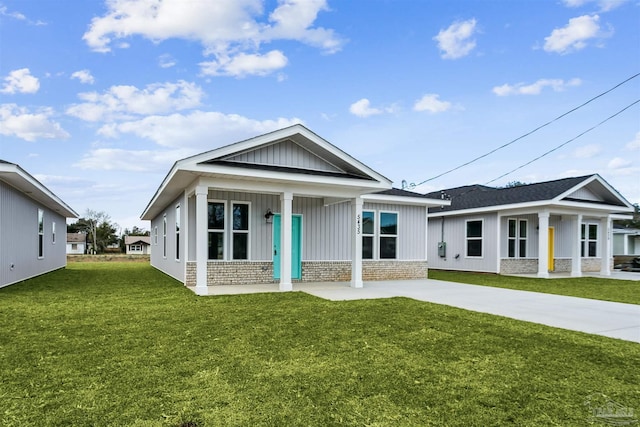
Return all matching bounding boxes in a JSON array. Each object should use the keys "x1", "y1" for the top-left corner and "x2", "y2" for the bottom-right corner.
[
  {"x1": 52, "y1": 221, "x2": 56, "y2": 244},
  {"x1": 37, "y1": 208, "x2": 44, "y2": 259},
  {"x1": 507, "y1": 218, "x2": 527, "y2": 258},
  {"x1": 175, "y1": 204, "x2": 181, "y2": 261},
  {"x1": 362, "y1": 210, "x2": 376, "y2": 260},
  {"x1": 581, "y1": 223, "x2": 598, "y2": 258},
  {"x1": 466, "y1": 219, "x2": 484, "y2": 258},
  {"x1": 154, "y1": 226, "x2": 158, "y2": 245},
  {"x1": 207, "y1": 199, "x2": 227, "y2": 260},
  {"x1": 162, "y1": 214, "x2": 167, "y2": 259},
  {"x1": 230, "y1": 201, "x2": 250, "y2": 260},
  {"x1": 379, "y1": 210, "x2": 399, "y2": 260}
]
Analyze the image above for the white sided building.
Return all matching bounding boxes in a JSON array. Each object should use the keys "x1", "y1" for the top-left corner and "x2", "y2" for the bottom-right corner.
[
  {"x1": 141, "y1": 125, "x2": 448, "y2": 294},
  {"x1": 0, "y1": 161, "x2": 78, "y2": 288}
]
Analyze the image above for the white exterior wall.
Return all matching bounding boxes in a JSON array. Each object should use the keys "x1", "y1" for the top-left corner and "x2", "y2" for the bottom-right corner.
[
  {"x1": 66, "y1": 242, "x2": 85, "y2": 255},
  {"x1": 150, "y1": 193, "x2": 185, "y2": 282},
  {"x1": 427, "y1": 213, "x2": 499, "y2": 273},
  {"x1": 1, "y1": 180, "x2": 67, "y2": 288}
]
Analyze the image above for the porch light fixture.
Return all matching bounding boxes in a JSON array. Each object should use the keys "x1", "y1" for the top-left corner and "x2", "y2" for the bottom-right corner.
[{"x1": 264, "y1": 208, "x2": 274, "y2": 223}]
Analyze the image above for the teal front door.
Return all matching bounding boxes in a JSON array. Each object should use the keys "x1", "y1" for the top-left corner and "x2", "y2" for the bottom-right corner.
[{"x1": 273, "y1": 214, "x2": 302, "y2": 279}]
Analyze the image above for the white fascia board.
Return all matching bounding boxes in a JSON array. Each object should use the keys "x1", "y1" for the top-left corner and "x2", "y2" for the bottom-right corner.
[
  {"x1": 0, "y1": 163, "x2": 78, "y2": 218},
  {"x1": 554, "y1": 174, "x2": 634, "y2": 210},
  {"x1": 140, "y1": 160, "x2": 181, "y2": 220},
  {"x1": 555, "y1": 199, "x2": 634, "y2": 213},
  {"x1": 362, "y1": 193, "x2": 451, "y2": 207}
]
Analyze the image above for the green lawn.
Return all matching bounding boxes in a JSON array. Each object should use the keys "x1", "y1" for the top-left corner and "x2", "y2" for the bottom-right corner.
[
  {"x1": 428, "y1": 270, "x2": 640, "y2": 305},
  {"x1": 1, "y1": 263, "x2": 638, "y2": 426}
]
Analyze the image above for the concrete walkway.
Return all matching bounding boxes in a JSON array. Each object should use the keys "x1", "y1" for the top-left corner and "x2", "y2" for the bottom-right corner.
[{"x1": 199, "y1": 277, "x2": 640, "y2": 343}]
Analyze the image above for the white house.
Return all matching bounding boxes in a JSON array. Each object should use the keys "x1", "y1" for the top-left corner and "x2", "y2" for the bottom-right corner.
[
  {"x1": 66, "y1": 233, "x2": 86, "y2": 255},
  {"x1": 125, "y1": 235, "x2": 151, "y2": 255},
  {"x1": 141, "y1": 124, "x2": 448, "y2": 294},
  {"x1": 0, "y1": 160, "x2": 78, "y2": 288},
  {"x1": 613, "y1": 225, "x2": 640, "y2": 256},
  {"x1": 425, "y1": 175, "x2": 634, "y2": 277}
]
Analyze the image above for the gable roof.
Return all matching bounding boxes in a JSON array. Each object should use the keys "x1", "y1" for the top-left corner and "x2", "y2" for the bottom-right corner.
[
  {"x1": 142, "y1": 124, "x2": 396, "y2": 220},
  {"x1": 426, "y1": 174, "x2": 633, "y2": 215},
  {"x1": 125, "y1": 235, "x2": 151, "y2": 245},
  {"x1": 0, "y1": 161, "x2": 78, "y2": 218},
  {"x1": 67, "y1": 233, "x2": 86, "y2": 243}
]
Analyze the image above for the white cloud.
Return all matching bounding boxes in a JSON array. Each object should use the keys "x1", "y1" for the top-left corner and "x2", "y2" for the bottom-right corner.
[
  {"x1": 543, "y1": 15, "x2": 605, "y2": 54},
  {"x1": 572, "y1": 144, "x2": 602, "y2": 158},
  {"x1": 0, "y1": 104, "x2": 69, "y2": 141},
  {"x1": 413, "y1": 94, "x2": 452, "y2": 113},
  {"x1": 71, "y1": 69, "x2": 95, "y2": 84},
  {"x1": 492, "y1": 78, "x2": 582, "y2": 96},
  {"x1": 433, "y1": 18, "x2": 478, "y2": 59},
  {"x1": 73, "y1": 148, "x2": 184, "y2": 172},
  {"x1": 349, "y1": 99, "x2": 382, "y2": 118},
  {"x1": 625, "y1": 132, "x2": 640, "y2": 150},
  {"x1": 561, "y1": 0, "x2": 628, "y2": 12},
  {"x1": 82, "y1": 0, "x2": 343, "y2": 77},
  {"x1": 0, "y1": 5, "x2": 46, "y2": 25},
  {"x1": 1, "y1": 68, "x2": 40, "y2": 94},
  {"x1": 66, "y1": 80, "x2": 204, "y2": 122},
  {"x1": 607, "y1": 157, "x2": 632, "y2": 169},
  {"x1": 158, "y1": 54, "x2": 176, "y2": 68},
  {"x1": 200, "y1": 50, "x2": 288, "y2": 77},
  {"x1": 96, "y1": 110, "x2": 303, "y2": 151}
]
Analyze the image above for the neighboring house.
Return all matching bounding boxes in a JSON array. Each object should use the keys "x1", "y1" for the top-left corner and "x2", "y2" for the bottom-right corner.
[
  {"x1": 425, "y1": 175, "x2": 634, "y2": 277},
  {"x1": 125, "y1": 235, "x2": 151, "y2": 255},
  {"x1": 613, "y1": 225, "x2": 640, "y2": 256},
  {"x1": 141, "y1": 124, "x2": 448, "y2": 294},
  {"x1": 66, "y1": 233, "x2": 86, "y2": 254},
  {"x1": 0, "y1": 160, "x2": 78, "y2": 288}
]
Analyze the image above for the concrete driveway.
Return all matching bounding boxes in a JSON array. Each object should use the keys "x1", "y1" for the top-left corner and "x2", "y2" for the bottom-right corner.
[{"x1": 199, "y1": 275, "x2": 640, "y2": 343}]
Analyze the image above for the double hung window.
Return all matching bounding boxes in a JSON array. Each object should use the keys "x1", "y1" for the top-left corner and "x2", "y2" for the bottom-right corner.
[
  {"x1": 581, "y1": 223, "x2": 598, "y2": 257},
  {"x1": 361, "y1": 210, "x2": 398, "y2": 259},
  {"x1": 208, "y1": 201, "x2": 225, "y2": 260},
  {"x1": 507, "y1": 219, "x2": 527, "y2": 258},
  {"x1": 232, "y1": 203, "x2": 249, "y2": 260},
  {"x1": 175, "y1": 205, "x2": 181, "y2": 261},
  {"x1": 38, "y1": 209, "x2": 44, "y2": 258},
  {"x1": 207, "y1": 201, "x2": 250, "y2": 260},
  {"x1": 466, "y1": 220, "x2": 483, "y2": 257}
]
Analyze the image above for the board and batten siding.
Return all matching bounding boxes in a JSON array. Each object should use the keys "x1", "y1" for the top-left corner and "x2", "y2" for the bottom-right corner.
[
  {"x1": 428, "y1": 213, "x2": 499, "y2": 273},
  {"x1": 0, "y1": 180, "x2": 67, "y2": 288},
  {"x1": 225, "y1": 139, "x2": 341, "y2": 173},
  {"x1": 164, "y1": 190, "x2": 428, "y2": 266},
  {"x1": 150, "y1": 193, "x2": 185, "y2": 282}
]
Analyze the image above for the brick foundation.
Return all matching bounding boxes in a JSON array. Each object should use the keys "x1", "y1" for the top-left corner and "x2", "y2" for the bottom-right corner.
[
  {"x1": 499, "y1": 258, "x2": 609, "y2": 274},
  {"x1": 186, "y1": 260, "x2": 428, "y2": 286}
]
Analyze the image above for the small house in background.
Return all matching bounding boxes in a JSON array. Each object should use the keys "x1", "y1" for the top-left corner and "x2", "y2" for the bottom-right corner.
[
  {"x1": 613, "y1": 225, "x2": 640, "y2": 256},
  {"x1": 425, "y1": 175, "x2": 634, "y2": 278},
  {"x1": 66, "y1": 233, "x2": 86, "y2": 254},
  {"x1": 0, "y1": 160, "x2": 78, "y2": 288},
  {"x1": 141, "y1": 124, "x2": 448, "y2": 294},
  {"x1": 125, "y1": 235, "x2": 151, "y2": 255}
]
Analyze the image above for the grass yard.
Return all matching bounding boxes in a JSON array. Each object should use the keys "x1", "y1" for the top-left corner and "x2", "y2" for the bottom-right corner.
[
  {"x1": 429, "y1": 270, "x2": 640, "y2": 305},
  {"x1": 1, "y1": 263, "x2": 638, "y2": 426}
]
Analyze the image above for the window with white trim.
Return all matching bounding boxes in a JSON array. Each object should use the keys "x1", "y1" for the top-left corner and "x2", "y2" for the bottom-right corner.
[
  {"x1": 581, "y1": 223, "x2": 598, "y2": 257},
  {"x1": 507, "y1": 219, "x2": 527, "y2": 258},
  {"x1": 175, "y1": 204, "x2": 181, "y2": 261},
  {"x1": 231, "y1": 202, "x2": 249, "y2": 260},
  {"x1": 154, "y1": 226, "x2": 158, "y2": 245},
  {"x1": 379, "y1": 211, "x2": 398, "y2": 259},
  {"x1": 162, "y1": 214, "x2": 167, "y2": 258},
  {"x1": 131, "y1": 244, "x2": 142, "y2": 251},
  {"x1": 208, "y1": 201, "x2": 225, "y2": 260},
  {"x1": 466, "y1": 219, "x2": 483, "y2": 257},
  {"x1": 362, "y1": 210, "x2": 375, "y2": 259},
  {"x1": 52, "y1": 221, "x2": 56, "y2": 244},
  {"x1": 38, "y1": 209, "x2": 44, "y2": 258}
]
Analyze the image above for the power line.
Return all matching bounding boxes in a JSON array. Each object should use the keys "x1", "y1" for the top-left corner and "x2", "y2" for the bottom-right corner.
[
  {"x1": 485, "y1": 98, "x2": 640, "y2": 185},
  {"x1": 411, "y1": 72, "x2": 640, "y2": 187}
]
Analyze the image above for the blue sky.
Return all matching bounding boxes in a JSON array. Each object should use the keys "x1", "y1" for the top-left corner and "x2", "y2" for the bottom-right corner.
[{"x1": 1, "y1": 0, "x2": 638, "y2": 231}]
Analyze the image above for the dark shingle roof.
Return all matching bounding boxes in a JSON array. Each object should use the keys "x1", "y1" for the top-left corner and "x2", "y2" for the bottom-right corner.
[
  {"x1": 426, "y1": 175, "x2": 595, "y2": 213},
  {"x1": 374, "y1": 188, "x2": 430, "y2": 197}
]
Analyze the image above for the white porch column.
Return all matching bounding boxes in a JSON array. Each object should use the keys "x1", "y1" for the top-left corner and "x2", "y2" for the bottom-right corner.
[
  {"x1": 195, "y1": 185, "x2": 208, "y2": 295},
  {"x1": 537, "y1": 211, "x2": 549, "y2": 278},
  {"x1": 351, "y1": 196, "x2": 363, "y2": 288},
  {"x1": 280, "y1": 192, "x2": 293, "y2": 291},
  {"x1": 571, "y1": 214, "x2": 582, "y2": 277},
  {"x1": 600, "y1": 215, "x2": 611, "y2": 276}
]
